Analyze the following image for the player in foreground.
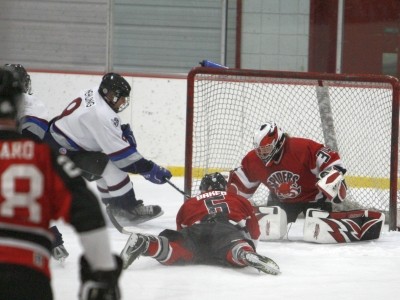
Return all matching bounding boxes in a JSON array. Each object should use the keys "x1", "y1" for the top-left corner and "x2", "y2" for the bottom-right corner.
[
  {"x1": 0, "y1": 67, "x2": 122, "y2": 300},
  {"x1": 4, "y1": 63, "x2": 69, "y2": 261},
  {"x1": 44, "y1": 72, "x2": 171, "y2": 228},
  {"x1": 227, "y1": 121, "x2": 385, "y2": 243},
  {"x1": 120, "y1": 172, "x2": 280, "y2": 275}
]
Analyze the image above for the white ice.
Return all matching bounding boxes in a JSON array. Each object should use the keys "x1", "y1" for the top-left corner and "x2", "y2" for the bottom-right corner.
[{"x1": 51, "y1": 176, "x2": 400, "y2": 300}]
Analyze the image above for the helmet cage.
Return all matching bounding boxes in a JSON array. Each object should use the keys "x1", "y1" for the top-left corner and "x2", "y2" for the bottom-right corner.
[
  {"x1": 254, "y1": 122, "x2": 285, "y2": 165},
  {"x1": 106, "y1": 90, "x2": 130, "y2": 113}
]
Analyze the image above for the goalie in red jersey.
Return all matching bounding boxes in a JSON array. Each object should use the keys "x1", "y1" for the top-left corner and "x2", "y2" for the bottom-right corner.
[
  {"x1": 119, "y1": 172, "x2": 280, "y2": 275},
  {"x1": 227, "y1": 121, "x2": 385, "y2": 243}
]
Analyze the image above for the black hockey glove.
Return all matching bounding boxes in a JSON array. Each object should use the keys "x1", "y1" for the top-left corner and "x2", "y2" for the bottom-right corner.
[
  {"x1": 121, "y1": 123, "x2": 137, "y2": 147},
  {"x1": 141, "y1": 161, "x2": 172, "y2": 184},
  {"x1": 79, "y1": 255, "x2": 123, "y2": 300}
]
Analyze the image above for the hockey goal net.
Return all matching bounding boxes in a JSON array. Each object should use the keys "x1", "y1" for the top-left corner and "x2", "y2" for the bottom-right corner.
[{"x1": 185, "y1": 67, "x2": 400, "y2": 230}]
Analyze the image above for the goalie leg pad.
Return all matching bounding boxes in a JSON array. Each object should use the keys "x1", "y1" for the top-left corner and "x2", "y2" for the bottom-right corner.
[
  {"x1": 303, "y1": 208, "x2": 385, "y2": 243},
  {"x1": 254, "y1": 206, "x2": 287, "y2": 241}
]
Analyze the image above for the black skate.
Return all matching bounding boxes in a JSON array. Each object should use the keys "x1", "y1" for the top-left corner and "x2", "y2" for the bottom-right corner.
[
  {"x1": 50, "y1": 225, "x2": 69, "y2": 262},
  {"x1": 120, "y1": 233, "x2": 150, "y2": 269},
  {"x1": 52, "y1": 244, "x2": 69, "y2": 262},
  {"x1": 241, "y1": 251, "x2": 280, "y2": 275},
  {"x1": 106, "y1": 200, "x2": 164, "y2": 231}
]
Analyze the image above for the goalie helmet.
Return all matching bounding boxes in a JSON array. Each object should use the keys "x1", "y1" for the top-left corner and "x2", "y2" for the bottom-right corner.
[
  {"x1": 99, "y1": 73, "x2": 131, "y2": 113},
  {"x1": 0, "y1": 67, "x2": 23, "y2": 119},
  {"x1": 253, "y1": 122, "x2": 286, "y2": 166},
  {"x1": 3, "y1": 64, "x2": 32, "y2": 94},
  {"x1": 199, "y1": 172, "x2": 227, "y2": 192}
]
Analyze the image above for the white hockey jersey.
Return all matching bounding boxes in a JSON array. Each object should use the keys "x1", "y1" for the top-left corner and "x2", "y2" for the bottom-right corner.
[
  {"x1": 18, "y1": 93, "x2": 49, "y2": 140},
  {"x1": 50, "y1": 87, "x2": 144, "y2": 171}
]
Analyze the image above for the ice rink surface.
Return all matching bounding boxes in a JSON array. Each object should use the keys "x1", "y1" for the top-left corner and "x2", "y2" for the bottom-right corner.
[{"x1": 51, "y1": 176, "x2": 400, "y2": 300}]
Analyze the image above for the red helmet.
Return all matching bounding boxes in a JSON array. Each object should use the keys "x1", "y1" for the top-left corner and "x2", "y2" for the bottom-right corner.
[{"x1": 253, "y1": 122, "x2": 286, "y2": 166}]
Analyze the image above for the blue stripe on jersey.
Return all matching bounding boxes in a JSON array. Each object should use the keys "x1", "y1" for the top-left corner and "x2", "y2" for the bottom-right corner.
[
  {"x1": 108, "y1": 146, "x2": 137, "y2": 161},
  {"x1": 21, "y1": 116, "x2": 49, "y2": 131},
  {"x1": 109, "y1": 147, "x2": 144, "y2": 171}
]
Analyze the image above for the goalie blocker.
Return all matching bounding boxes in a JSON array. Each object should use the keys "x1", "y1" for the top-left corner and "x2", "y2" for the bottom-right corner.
[{"x1": 304, "y1": 209, "x2": 385, "y2": 243}]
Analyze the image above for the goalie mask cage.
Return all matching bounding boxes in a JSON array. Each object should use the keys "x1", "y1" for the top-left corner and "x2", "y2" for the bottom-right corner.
[{"x1": 185, "y1": 67, "x2": 400, "y2": 231}]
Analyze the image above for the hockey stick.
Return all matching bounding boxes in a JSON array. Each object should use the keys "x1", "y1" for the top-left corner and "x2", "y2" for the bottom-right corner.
[
  {"x1": 165, "y1": 178, "x2": 190, "y2": 199},
  {"x1": 105, "y1": 205, "x2": 164, "y2": 235},
  {"x1": 105, "y1": 205, "x2": 132, "y2": 235}
]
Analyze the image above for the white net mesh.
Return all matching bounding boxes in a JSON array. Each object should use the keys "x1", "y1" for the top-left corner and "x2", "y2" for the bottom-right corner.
[{"x1": 186, "y1": 69, "x2": 398, "y2": 222}]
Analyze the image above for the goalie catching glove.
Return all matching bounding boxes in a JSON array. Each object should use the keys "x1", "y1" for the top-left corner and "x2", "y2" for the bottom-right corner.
[
  {"x1": 316, "y1": 167, "x2": 347, "y2": 204},
  {"x1": 79, "y1": 255, "x2": 123, "y2": 300}
]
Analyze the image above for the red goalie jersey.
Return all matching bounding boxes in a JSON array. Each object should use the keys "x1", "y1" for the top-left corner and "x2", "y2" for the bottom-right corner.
[
  {"x1": 227, "y1": 137, "x2": 346, "y2": 204},
  {"x1": 176, "y1": 190, "x2": 261, "y2": 241}
]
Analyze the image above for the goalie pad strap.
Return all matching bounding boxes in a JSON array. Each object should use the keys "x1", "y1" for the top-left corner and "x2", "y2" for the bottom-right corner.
[{"x1": 303, "y1": 208, "x2": 385, "y2": 243}]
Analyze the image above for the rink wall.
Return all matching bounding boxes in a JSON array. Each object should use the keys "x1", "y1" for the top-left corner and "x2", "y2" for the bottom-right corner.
[{"x1": 29, "y1": 71, "x2": 398, "y2": 181}]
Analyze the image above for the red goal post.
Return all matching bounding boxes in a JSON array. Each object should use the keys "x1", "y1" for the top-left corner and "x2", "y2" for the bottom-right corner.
[{"x1": 185, "y1": 67, "x2": 400, "y2": 231}]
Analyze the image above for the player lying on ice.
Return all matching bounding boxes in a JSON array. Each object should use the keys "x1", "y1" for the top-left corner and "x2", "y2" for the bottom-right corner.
[
  {"x1": 120, "y1": 172, "x2": 280, "y2": 275},
  {"x1": 227, "y1": 121, "x2": 385, "y2": 243}
]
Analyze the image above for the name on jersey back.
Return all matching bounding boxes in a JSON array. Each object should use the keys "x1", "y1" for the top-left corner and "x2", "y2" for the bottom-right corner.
[
  {"x1": 0, "y1": 141, "x2": 34, "y2": 160},
  {"x1": 196, "y1": 191, "x2": 226, "y2": 200}
]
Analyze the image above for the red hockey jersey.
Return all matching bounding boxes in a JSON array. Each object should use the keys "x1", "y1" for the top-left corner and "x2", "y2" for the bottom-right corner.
[
  {"x1": 0, "y1": 131, "x2": 104, "y2": 277},
  {"x1": 176, "y1": 190, "x2": 261, "y2": 241},
  {"x1": 228, "y1": 137, "x2": 346, "y2": 204}
]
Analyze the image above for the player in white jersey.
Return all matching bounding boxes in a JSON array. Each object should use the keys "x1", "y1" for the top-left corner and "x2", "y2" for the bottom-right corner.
[
  {"x1": 0, "y1": 67, "x2": 123, "y2": 300},
  {"x1": 4, "y1": 64, "x2": 49, "y2": 140},
  {"x1": 44, "y1": 73, "x2": 172, "y2": 228},
  {"x1": 4, "y1": 63, "x2": 69, "y2": 261}
]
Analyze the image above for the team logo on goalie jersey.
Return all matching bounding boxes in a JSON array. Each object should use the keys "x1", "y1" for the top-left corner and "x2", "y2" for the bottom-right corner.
[{"x1": 267, "y1": 171, "x2": 301, "y2": 199}]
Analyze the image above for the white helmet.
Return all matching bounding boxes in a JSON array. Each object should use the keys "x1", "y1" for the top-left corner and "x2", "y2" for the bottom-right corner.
[{"x1": 253, "y1": 122, "x2": 286, "y2": 166}]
